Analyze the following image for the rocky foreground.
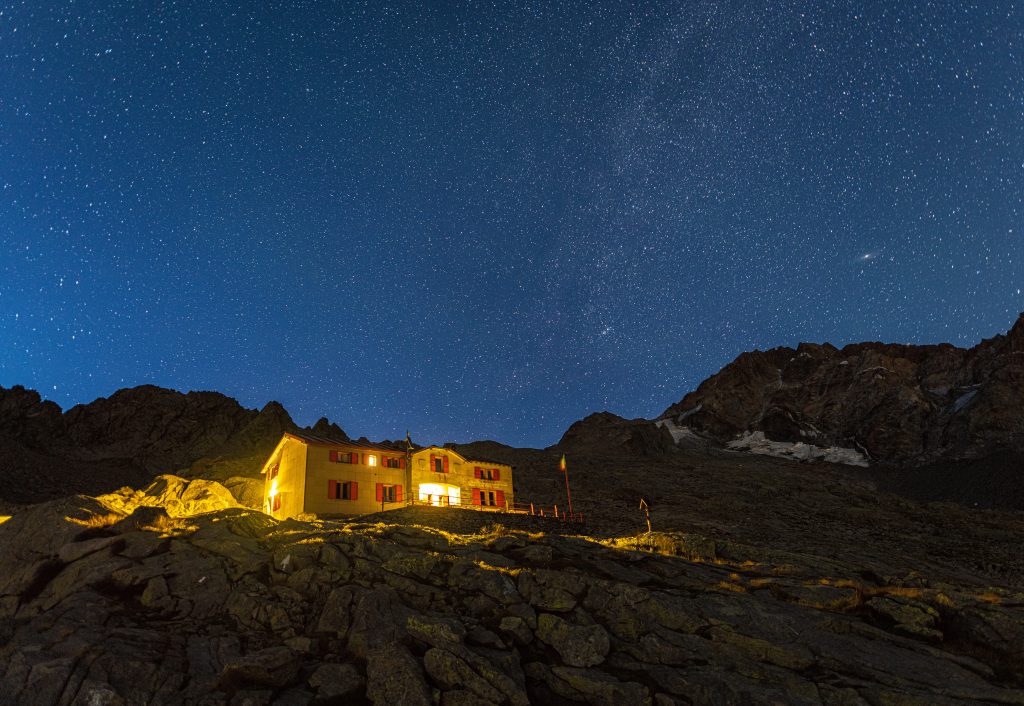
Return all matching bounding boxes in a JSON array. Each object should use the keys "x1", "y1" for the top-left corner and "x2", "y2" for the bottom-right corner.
[{"x1": 1, "y1": 477, "x2": 1022, "y2": 705}]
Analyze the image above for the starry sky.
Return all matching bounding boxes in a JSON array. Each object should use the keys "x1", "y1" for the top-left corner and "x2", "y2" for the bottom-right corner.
[{"x1": 1, "y1": 1, "x2": 1022, "y2": 447}]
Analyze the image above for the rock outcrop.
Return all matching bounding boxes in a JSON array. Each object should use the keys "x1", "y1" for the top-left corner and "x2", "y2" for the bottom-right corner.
[
  {"x1": 556, "y1": 412, "x2": 676, "y2": 457},
  {"x1": 661, "y1": 313, "x2": 1024, "y2": 464},
  {"x1": 0, "y1": 489, "x2": 1021, "y2": 705},
  {"x1": 96, "y1": 475, "x2": 242, "y2": 517}
]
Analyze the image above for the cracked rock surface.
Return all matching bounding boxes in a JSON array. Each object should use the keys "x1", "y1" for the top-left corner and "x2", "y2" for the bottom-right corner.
[{"x1": 1, "y1": 483, "x2": 1022, "y2": 706}]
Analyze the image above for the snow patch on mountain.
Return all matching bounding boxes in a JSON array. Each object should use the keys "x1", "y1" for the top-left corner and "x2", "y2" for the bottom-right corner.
[{"x1": 726, "y1": 431, "x2": 869, "y2": 467}]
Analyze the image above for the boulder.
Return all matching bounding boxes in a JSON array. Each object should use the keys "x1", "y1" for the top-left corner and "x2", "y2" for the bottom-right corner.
[
  {"x1": 99, "y1": 475, "x2": 240, "y2": 517},
  {"x1": 535, "y1": 613, "x2": 610, "y2": 668},
  {"x1": 219, "y1": 646, "x2": 301, "y2": 689},
  {"x1": 308, "y1": 662, "x2": 364, "y2": 699},
  {"x1": 223, "y1": 476, "x2": 265, "y2": 509}
]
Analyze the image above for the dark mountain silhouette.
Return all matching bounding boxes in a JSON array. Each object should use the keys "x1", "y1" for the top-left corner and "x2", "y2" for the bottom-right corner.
[{"x1": 0, "y1": 384, "x2": 344, "y2": 506}]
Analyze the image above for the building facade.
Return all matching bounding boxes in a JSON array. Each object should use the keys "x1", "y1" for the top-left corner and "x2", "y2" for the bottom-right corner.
[
  {"x1": 261, "y1": 431, "x2": 514, "y2": 520},
  {"x1": 409, "y1": 446, "x2": 513, "y2": 510}
]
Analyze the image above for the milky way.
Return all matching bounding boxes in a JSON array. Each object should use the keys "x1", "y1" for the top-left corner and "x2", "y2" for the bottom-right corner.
[{"x1": 1, "y1": 1, "x2": 1021, "y2": 446}]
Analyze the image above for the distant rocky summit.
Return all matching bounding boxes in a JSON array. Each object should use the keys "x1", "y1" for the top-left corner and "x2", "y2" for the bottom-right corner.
[
  {"x1": 556, "y1": 412, "x2": 676, "y2": 457},
  {"x1": 660, "y1": 313, "x2": 1024, "y2": 465}
]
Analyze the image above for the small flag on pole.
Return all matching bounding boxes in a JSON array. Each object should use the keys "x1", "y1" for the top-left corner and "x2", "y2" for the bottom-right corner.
[{"x1": 560, "y1": 454, "x2": 573, "y2": 518}]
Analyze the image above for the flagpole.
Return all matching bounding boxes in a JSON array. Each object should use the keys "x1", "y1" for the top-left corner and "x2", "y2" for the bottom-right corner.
[{"x1": 561, "y1": 454, "x2": 573, "y2": 519}]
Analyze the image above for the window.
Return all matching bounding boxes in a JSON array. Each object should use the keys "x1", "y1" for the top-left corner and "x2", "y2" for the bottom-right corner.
[
  {"x1": 330, "y1": 451, "x2": 359, "y2": 464},
  {"x1": 329, "y1": 480, "x2": 358, "y2": 500},
  {"x1": 376, "y1": 483, "x2": 402, "y2": 503},
  {"x1": 368, "y1": 454, "x2": 377, "y2": 467},
  {"x1": 431, "y1": 455, "x2": 449, "y2": 473},
  {"x1": 384, "y1": 456, "x2": 403, "y2": 469},
  {"x1": 271, "y1": 495, "x2": 282, "y2": 512},
  {"x1": 474, "y1": 466, "x2": 498, "y2": 480},
  {"x1": 268, "y1": 463, "x2": 279, "y2": 480},
  {"x1": 472, "y1": 489, "x2": 504, "y2": 507}
]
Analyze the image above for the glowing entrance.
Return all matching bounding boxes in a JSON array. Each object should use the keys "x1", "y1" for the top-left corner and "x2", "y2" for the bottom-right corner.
[{"x1": 418, "y1": 483, "x2": 461, "y2": 507}]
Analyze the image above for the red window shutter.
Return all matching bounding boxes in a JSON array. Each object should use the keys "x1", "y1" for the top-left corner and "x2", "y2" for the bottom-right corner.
[
  {"x1": 496, "y1": 490, "x2": 505, "y2": 507},
  {"x1": 329, "y1": 450, "x2": 338, "y2": 462},
  {"x1": 442, "y1": 456, "x2": 449, "y2": 473},
  {"x1": 328, "y1": 480, "x2": 337, "y2": 498},
  {"x1": 351, "y1": 482, "x2": 358, "y2": 501},
  {"x1": 493, "y1": 469, "x2": 500, "y2": 481},
  {"x1": 430, "y1": 454, "x2": 436, "y2": 471},
  {"x1": 376, "y1": 483, "x2": 383, "y2": 502},
  {"x1": 399, "y1": 458, "x2": 405, "y2": 469},
  {"x1": 474, "y1": 466, "x2": 481, "y2": 479},
  {"x1": 472, "y1": 488, "x2": 481, "y2": 506},
  {"x1": 395, "y1": 485, "x2": 403, "y2": 503},
  {"x1": 272, "y1": 495, "x2": 281, "y2": 511}
]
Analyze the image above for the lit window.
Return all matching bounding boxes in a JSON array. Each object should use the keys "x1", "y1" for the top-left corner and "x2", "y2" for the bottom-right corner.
[{"x1": 368, "y1": 455, "x2": 377, "y2": 467}]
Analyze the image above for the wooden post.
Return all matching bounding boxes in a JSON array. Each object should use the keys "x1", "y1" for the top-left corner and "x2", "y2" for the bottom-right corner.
[
  {"x1": 640, "y1": 498, "x2": 651, "y2": 534},
  {"x1": 554, "y1": 505, "x2": 559, "y2": 519},
  {"x1": 530, "y1": 502, "x2": 535, "y2": 516}
]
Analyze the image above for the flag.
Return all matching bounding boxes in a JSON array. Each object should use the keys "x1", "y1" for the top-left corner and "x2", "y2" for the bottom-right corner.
[{"x1": 559, "y1": 454, "x2": 567, "y2": 472}]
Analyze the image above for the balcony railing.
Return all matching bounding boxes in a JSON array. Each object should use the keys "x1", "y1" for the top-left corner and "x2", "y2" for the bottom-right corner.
[{"x1": 405, "y1": 497, "x2": 585, "y2": 524}]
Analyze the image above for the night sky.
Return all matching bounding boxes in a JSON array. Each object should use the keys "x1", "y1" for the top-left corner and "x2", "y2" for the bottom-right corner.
[{"x1": 1, "y1": 2, "x2": 1022, "y2": 447}]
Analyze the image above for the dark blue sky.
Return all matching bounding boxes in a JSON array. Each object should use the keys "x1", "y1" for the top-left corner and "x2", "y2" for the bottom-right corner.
[{"x1": 1, "y1": 1, "x2": 1022, "y2": 447}]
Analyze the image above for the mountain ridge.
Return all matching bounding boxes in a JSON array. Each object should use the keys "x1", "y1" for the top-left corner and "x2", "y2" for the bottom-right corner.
[
  {"x1": 3, "y1": 314, "x2": 1024, "y2": 510},
  {"x1": 660, "y1": 312, "x2": 1024, "y2": 463}
]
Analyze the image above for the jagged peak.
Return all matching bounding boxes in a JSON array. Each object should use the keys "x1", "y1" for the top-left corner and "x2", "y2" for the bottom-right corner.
[{"x1": 310, "y1": 416, "x2": 347, "y2": 439}]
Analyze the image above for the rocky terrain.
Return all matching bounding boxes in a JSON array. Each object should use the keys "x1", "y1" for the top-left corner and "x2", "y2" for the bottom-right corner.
[{"x1": 1, "y1": 466, "x2": 1022, "y2": 706}]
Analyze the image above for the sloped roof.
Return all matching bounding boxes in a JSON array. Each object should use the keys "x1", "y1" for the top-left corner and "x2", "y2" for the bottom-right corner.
[
  {"x1": 415, "y1": 444, "x2": 510, "y2": 467},
  {"x1": 285, "y1": 431, "x2": 408, "y2": 452}
]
